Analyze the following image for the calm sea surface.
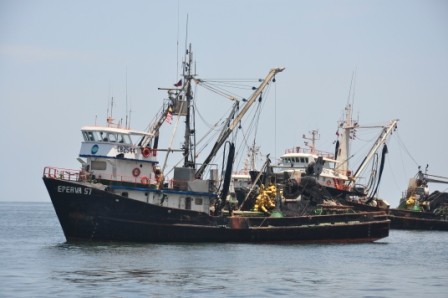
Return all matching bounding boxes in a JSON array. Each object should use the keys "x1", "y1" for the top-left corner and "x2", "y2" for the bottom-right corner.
[{"x1": 0, "y1": 202, "x2": 447, "y2": 298}]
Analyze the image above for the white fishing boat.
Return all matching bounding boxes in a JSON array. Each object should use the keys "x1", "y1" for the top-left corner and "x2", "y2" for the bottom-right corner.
[{"x1": 268, "y1": 99, "x2": 399, "y2": 204}]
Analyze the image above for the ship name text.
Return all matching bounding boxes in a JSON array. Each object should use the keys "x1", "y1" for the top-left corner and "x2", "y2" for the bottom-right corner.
[{"x1": 57, "y1": 185, "x2": 92, "y2": 195}]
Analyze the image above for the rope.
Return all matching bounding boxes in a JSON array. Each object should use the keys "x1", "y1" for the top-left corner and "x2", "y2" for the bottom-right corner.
[{"x1": 396, "y1": 132, "x2": 420, "y2": 167}]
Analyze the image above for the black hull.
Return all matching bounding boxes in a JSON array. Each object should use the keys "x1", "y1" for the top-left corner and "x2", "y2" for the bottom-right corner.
[
  {"x1": 388, "y1": 209, "x2": 448, "y2": 231},
  {"x1": 344, "y1": 201, "x2": 448, "y2": 231},
  {"x1": 43, "y1": 177, "x2": 389, "y2": 243}
]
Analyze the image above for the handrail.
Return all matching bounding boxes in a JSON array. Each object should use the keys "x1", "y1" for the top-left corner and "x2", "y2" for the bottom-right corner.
[
  {"x1": 43, "y1": 167, "x2": 80, "y2": 181},
  {"x1": 283, "y1": 147, "x2": 335, "y2": 159},
  {"x1": 42, "y1": 166, "x2": 188, "y2": 190}
]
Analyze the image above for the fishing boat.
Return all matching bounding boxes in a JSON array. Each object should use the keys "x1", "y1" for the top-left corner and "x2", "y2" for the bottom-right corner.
[
  {"x1": 42, "y1": 45, "x2": 389, "y2": 243},
  {"x1": 270, "y1": 129, "x2": 353, "y2": 200},
  {"x1": 346, "y1": 168, "x2": 448, "y2": 231},
  {"x1": 245, "y1": 96, "x2": 398, "y2": 209},
  {"x1": 277, "y1": 130, "x2": 345, "y2": 193}
]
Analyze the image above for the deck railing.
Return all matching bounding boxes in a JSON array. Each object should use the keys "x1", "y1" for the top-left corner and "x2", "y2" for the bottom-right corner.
[
  {"x1": 43, "y1": 167, "x2": 80, "y2": 181},
  {"x1": 42, "y1": 166, "x2": 185, "y2": 190},
  {"x1": 284, "y1": 147, "x2": 335, "y2": 159}
]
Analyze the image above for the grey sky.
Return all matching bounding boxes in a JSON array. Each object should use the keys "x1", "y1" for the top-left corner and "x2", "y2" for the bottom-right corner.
[{"x1": 1, "y1": 0, "x2": 447, "y2": 206}]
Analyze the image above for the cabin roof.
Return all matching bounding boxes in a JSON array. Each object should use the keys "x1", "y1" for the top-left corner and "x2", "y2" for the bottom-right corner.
[
  {"x1": 281, "y1": 152, "x2": 338, "y2": 162},
  {"x1": 81, "y1": 126, "x2": 153, "y2": 136}
]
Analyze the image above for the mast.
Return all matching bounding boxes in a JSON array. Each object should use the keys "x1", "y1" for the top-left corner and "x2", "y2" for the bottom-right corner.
[
  {"x1": 182, "y1": 43, "x2": 195, "y2": 168},
  {"x1": 138, "y1": 44, "x2": 194, "y2": 153},
  {"x1": 303, "y1": 130, "x2": 319, "y2": 154},
  {"x1": 336, "y1": 103, "x2": 357, "y2": 173},
  {"x1": 195, "y1": 67, "x2": 285, "y2": 179},
  {"x1": 336, "y1": 72, "x2": 357, "y2": 172}
]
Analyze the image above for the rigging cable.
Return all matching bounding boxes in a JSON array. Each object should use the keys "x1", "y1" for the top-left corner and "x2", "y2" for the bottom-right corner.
[
  {"x1": 236, "y1": 102, "x2": 263, "y2": 167},
  {"x1": 395, "y1": 132, "x2": 420, "y2": 167},
  {"x1": 233, "y1": 82, "x2": 273, "y2": 172},
  {"x1": 161, "y1": 99, "x2": 186, "y2": 173},
  {"x1": 365, "y1": 153, "x2": 379, "y2": 195}
]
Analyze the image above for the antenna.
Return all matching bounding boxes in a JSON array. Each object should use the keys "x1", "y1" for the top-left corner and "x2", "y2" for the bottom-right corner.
[
  {"x1": 106, "y1": 97, "x2": 110, "y2": 119},
  {"x1": 111, "y1": 96, "x2": 114, "y2": 119},
  {"x1": 125, "y1": 66, "x2": 128, "y2": 129},
  {"x1": 107, "y1": 80, "x2": 111, "y2": 117},
  {"x1": 347, "y1": 70, "x2": 355, "y2": 107},
  {"x1": 351, "y1": 67, "x2": 357, "y2": 110},
  {"x1": 107, "y1": 96, "x2": 114, "y2": 126},
  {"x1": 185, "y1": 14, "x2": 189, "y2": 57},
  {"x1": 176, "y1": 0, "x2": 180, "y2": 82}
]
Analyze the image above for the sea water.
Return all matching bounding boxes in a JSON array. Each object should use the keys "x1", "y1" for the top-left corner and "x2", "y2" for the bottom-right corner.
[{"x1": 0, "y1": 202, "x2": 447, "y2": 297}]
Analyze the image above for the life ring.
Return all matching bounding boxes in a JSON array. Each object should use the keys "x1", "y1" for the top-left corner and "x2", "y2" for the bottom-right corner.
[
  {"x1": 141, "y1": 176, "x2": 149, "y2": 185},
  {"x1": 132, "y1": 167, "x2": 141, "y2": 177},
  {"x1": 142, "y1": 147, "x2": 151, "y2": 157},
  {"x1": 334, "y1": 179, "x2": 343, "y2": 190}
]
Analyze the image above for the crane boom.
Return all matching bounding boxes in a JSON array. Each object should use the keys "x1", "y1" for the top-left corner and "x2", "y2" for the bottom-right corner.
[
  {"x1": 351, "y1": 119, "x2": 399, "y2": 182},
  {"x1": 195, "y1": 67, "x2": 285, "y2": 178}
]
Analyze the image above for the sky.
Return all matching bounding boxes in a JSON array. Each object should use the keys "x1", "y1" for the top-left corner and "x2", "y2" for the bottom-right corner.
[{"x1": 1, "y1": 0, "x2": 447, "y2": 206}]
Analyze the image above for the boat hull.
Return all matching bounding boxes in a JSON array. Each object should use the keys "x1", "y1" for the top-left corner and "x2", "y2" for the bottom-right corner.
[
  {"x1": 344, "y1": 201, "x2": 448, "y2": 231},
  {"x1": 388, "y1": 209, "x2": 448, "y2": 231},
  {"x1": 43, "y1": 177, "x2": 390, "y2": 243}
]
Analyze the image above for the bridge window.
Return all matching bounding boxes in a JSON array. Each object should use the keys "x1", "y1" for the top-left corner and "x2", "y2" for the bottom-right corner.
[
  {"x1": 99, "y1": 132, "x2": 108, "y2": 142},
  {"x1": 82, "y1": 130, "x2": 133, "y2": 144},
  {"x1": 82, "y1": 131, "x2": 95, "y2": 141},
  {"x1": 118, "y1": 134, "x2": 132, "y2": 144},
  {"x1": 107, "y1": 133, "x2": 118, "y2": 142}
]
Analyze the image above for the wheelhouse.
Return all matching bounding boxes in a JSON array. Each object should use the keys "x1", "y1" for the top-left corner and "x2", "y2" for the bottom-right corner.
[{"x1": 80, "y1": 126, "x2": 152, "y2": 146}]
